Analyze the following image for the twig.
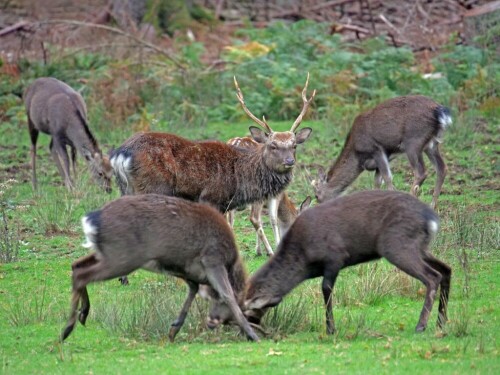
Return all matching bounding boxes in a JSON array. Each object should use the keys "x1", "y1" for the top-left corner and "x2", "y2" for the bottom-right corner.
[
  {"x1": 0, "y1": 21, "x2": 31, "y2": 36},
  {"x1": 272, "y1": 0, "x2": 355, "y2": 18},
  {"x1": 35, "y1": 19, "x2": 185, "y2": 69},
  {"x1": 378, "y1": 13, "x2": 400, "y2": 35}
]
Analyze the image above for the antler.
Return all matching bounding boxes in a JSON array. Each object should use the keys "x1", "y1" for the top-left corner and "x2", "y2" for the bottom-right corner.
[
  {"x1": 234, "y1": 76, "x2": 273, "y2": 134},
  {"x1": 290, "y1": 72, "x2": 316, "y2": 132}
]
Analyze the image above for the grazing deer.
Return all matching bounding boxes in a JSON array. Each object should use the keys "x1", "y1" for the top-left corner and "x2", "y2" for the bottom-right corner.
[
  {"x1": 24, "y1": 77, "x2": 113, "y2": 192},
  {"x1": 226, "y1": 136, "x2": 311, "y2": 256},
  {"x1": 236, "y1": 190, "x2": 451, "y2": 335},
  {"x1": 110, "y1": 74, "x2": 315, "y2": 213},
  {"x1": 61, "y1": 194, "x2": 259, "y2": 342},
  {"x1": 312, "y1": 95, "x2": 452, "y2": 209}
]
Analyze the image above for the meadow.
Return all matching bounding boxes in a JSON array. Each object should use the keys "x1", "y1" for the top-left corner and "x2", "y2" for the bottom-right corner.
[{"x1": 0, "y1": 20, "x2": 499, "y2": 374}]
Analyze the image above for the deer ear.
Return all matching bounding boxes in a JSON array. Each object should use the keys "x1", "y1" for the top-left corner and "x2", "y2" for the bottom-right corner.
[
  {"x1": 295, "y1": 127, "x2": 312, "y2": 144},
  {"x1": 81, "y1": 148, "x2": 92, "y2": 161},
  {"x1": 300, "y1": 196, "x2": 312, "y2": 212},
  {"x1": 249, "y1": 126, "x2": 268, "y2": 144},
  {"x1": 318, "y1": 166, "x2": 326, "y2": 181},
  {"x1": 246, "y1": 295, "x2": 282, "y2": 309},
  {"x1": 198, "y1": 284, "x2": 217, "y2": 300}
]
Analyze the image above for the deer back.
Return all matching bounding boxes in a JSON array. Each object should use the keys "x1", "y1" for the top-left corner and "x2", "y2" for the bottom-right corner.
[
  {"x1": 84, "y1": 194, "x2": 243, "y2": 280},
  {"x1": 246, "y1": 190, "x2": 439, "y2": 307},
  {"x1": 25, "y1": 77, "x2": 88, "y2": 136},
  {"x1": 348, "y1": 95, "x2": 444, "y2": 154}
]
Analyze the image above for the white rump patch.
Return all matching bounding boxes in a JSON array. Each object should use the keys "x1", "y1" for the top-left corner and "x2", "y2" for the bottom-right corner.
[
  {"x1": 110, "y1": 153, "x2": 132, "y2": 190},
  {"x1": 438, "y1": 113, "x2": 452, "y2": 128},
  {"x1": 428, "y1": 219, "x2": 439, "y2": 236},
  {"x1": 81, "y1": 216, "x2": 98, "y2": 249}
]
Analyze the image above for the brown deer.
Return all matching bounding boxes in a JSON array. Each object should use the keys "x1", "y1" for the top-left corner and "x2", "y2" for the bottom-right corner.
[
  {"x1": 110, "y1": 74, "x2": 315, "y2": 213},
  {"x1": 24, "y1": 77, "x2": 113, "y2": 192},
  {"x1": 61, "y1": 194, "x2": 259, "y2": 343},
  {"x1": 227, "y1": 136, "x2": 311, "y2": 256},
  {"x1": 312, "y1": 95, "x2": 452, "y2": 209},
  {"x1": 237, "y1": 190, "x2": 451, "y2": 336}
]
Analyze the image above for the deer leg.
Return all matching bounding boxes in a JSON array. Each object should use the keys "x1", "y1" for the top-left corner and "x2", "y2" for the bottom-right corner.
[
  {"x1": 169, "y1": 281, "x2": 199, "y2": 342},
  {"x1": 61, "y1": 287, "x2": 83, "y2": 341},
  {"x1": 383, "y1": 245, "x2": 441, "y2": 332},
  {"x1": 322, "y1": 270, "x2": 339, "y2": 335},
  {"x1": 50, "y1": 139, "x2": 74, "y2": 190},
  {"x1": 28, "y1": 120, "x2": 39, "y2": 191},
  {"x1": 373, "y1": 150, "x2": 395, "y2": 190},
  {"x1": 226, "y1": 210, "x2": 235, "y2": 228},
  {"x1": 424, "y1": 145, "x2": 447, "y2": 210},
  {"x1": 205, "y1": 265, "x2": 259, "y2": 342},
  {"x1": 62, "y1": 253, "x2": 99, "y2": 341},
  {"x1": 374, "y1": 169, "x2": 383, "y2": 189},
  {"x1": 406, "y1": 148, "x2": 427, "y2": 197},
  {"x1": 78, "y1": 286, "x2": 90, "y2": 326},
  {"x1": 70, "y1": 146, "x2": 77, "y2": 181},
  {"x1": 62, "y1": 253, "x2": 140, "y2": 341},
  {"x1": 268, "y1": 197, "x2": 280, "y2": 246},
  {"x1": 250, "y1": 202, "x2": 273, "y2": 256},
  {"x1": 424, "y1": 253, "x2": 452, "y2": 329}
]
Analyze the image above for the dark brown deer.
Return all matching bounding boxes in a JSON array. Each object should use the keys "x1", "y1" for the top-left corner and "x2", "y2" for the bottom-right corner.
[
  {"x1": 110, "y1": 75, "x2": 315, "y2": 214},
  {"x1": 61, "y1": 194, "x2": 259, "y2": 342},
  {"x1": 234, "y1": 190, "x2": 451, "y2": 335},
  {"x1": 24, "y1": 77, "x2": 113, "y2": 192},
  {"x1": 312, "y1": 95, "x2": 452, "y2": 209},
  {"x1": 226, "y1": 136, "x2": 311, "y2": 256}
]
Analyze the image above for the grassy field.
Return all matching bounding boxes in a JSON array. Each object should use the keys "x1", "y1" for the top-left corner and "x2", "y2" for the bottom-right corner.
[
  {"x1": 0, "y1": 18, "x2": 499, "y2": 372},
  {"x1": 0, "y1": 100, "x2": 499, "y2": 375}
]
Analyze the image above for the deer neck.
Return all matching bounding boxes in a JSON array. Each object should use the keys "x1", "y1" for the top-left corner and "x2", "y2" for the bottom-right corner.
[
  {"x1": 325, "y1": 146, "x2": 361, "y2": 197},
  {"x1": 228, "y1": 257, "x2": 249, "y2": 306},
  {"x1": 66, "y1": 116, "x2": 100, "y2": 160},
  {"x1": 234, "y1": 150, "x2": 293, "y2": 207},
  {"x1": 247, "y1": 241, "x2": 309, "y2": 301}
]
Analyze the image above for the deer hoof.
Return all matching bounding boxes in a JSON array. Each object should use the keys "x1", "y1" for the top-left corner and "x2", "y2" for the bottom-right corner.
[
  {"x1": 415, "y1": 325, "x2": 426, "y2": 333},
  {"x1": 168, "y1": 326, "x2": 179, "y2": 342}
]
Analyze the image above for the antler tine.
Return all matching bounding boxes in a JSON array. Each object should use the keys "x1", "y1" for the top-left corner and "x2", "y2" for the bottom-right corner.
[
  {"x1": 290, "y1": 72, "x2": 316, "y2": 132},
  {"x1": 234, "y1": 76, "x2": 273, "y2": 133}
]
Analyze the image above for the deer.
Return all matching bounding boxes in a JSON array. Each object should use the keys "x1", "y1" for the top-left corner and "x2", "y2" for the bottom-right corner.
[
  {"x1": 110, "y1": 74, "x2": 315, "y2": 232},
  {"x1": 24, "y1": 77, "x2": 113, "y2": 192},
  {"x1": 61, "y1": 194, "x2": 259, "y2": 343},
  {"x1": 226, "y1": 136, "x2": 312, "y2": 256},
  {"x1": 229, "y1": 190, "x2": 451, "y2": 337},
  {"x1": 311, "y1": 95, "x2": 452, "y2": 209}
]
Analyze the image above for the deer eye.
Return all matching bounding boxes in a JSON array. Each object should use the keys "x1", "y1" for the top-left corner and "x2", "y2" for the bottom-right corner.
[{"x1": 270, "y1": 142, "x2": 278, "y2": 150}]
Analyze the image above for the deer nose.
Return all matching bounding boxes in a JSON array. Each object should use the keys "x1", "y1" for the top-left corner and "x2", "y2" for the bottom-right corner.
[{"x1": 284, "y1": 158, "x2": 295, "y2": 167}]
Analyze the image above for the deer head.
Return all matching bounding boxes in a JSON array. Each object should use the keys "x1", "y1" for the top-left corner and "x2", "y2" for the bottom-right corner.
[
  {"x1": 234, "y1": 73, "x2": 316, "y2": 173},
  {"x1": 84, "y1": 149, "x2": 113, "y2": 193}
]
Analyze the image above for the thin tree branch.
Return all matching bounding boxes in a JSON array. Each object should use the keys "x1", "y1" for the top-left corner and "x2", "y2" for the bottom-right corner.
[{"x1": 35, "y1": 19, "x2": 186, "y2": 69}]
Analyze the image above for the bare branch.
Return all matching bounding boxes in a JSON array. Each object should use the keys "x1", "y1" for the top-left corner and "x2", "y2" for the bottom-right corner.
[{"x1": 34, "y1": 19, "x2": 185, "y2": 69}]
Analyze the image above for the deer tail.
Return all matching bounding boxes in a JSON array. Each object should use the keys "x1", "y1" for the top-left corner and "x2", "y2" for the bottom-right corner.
[
  {"x1": 110, "y1": 149, "x2": 132, "y2": 195},
  {"x1": 422, "y1": 207, "x2": 439, "y2": 239},
  {"x1": 434, "y1": 106, "x2": 452, "y2": 143},
  {"x1": 81, "y1": 210, "x2": 101, "y2": 250}
]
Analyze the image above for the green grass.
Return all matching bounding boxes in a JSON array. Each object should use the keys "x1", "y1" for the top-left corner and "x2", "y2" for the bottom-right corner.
[
  {"x1": 1, "y1": 29, "x2": 499, "y2": 372},
  {"x1": 0, "y1": 111, "x2": 499, "y2": 374}
]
